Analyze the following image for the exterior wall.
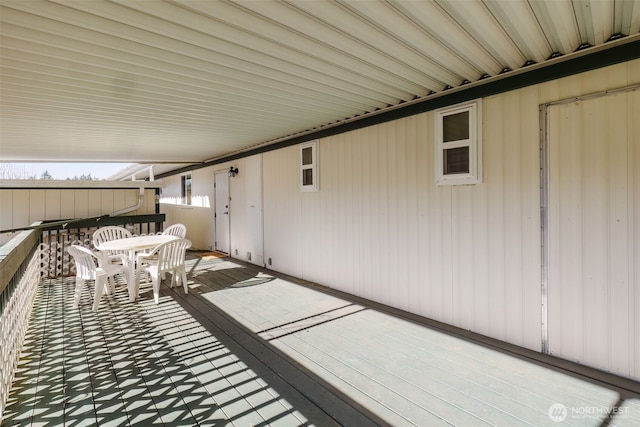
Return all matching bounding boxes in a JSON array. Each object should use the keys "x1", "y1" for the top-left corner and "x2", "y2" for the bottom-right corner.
[
  {"x1": 160, "y1": 59, "x2": 640, "y2": 358},
  {"x1": 160, "y1": 156, "x2": 265, "y2": 255},
  {"x1": 546, "y1": 88, "x2": 640, "y2": 379},
  {"x1": 263, "y1": 105, "x2": 542, "y2": 349},
  {"x1": 228, "y1": 155, "x2": 264, "y2": 266},
  {"x1": 160, "y1": 167, "x2": 214, "y2": 250},
  {"x1": 0, "y1": 187, "x2": 157, "y2": 245},
  {"x1": 262, "y1": 59, "x2": 640, "y2": 353}
]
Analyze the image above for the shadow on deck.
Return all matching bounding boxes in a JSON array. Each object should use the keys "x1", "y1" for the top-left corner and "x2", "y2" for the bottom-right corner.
[{"x1": 3, "y1": 252, "x2": 639, "y2": 426}]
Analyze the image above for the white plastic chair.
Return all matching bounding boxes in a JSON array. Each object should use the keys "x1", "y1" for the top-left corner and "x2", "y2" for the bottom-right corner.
[
  {"x1": 136, "y1": 238, "x2": 192, "y2": 304},
  {"x1": 138, "y1": 224, "x2": 188, "y2": 281},
  {"x1": 67, "y1": 245, "x2": 128, "y2": 311},
  {"x1": 163, "y1": 223, "x2": 187, "y2": 238},
  {"x1": 92, "y1": 226, "x2": 132, "y2": 268}
]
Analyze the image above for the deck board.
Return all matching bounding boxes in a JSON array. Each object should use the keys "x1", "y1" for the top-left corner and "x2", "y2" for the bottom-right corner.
[{"x1": 3, "y1": 253, "x2": 639, "y2": 426}]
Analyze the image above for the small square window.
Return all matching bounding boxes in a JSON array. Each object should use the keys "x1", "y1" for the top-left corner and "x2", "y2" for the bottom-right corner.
[
  {"x1": 300, "y1": 140, "x2": 318, "y2": 192},
  {"x1": 435, "y1": 100, "x2": 482, "y2": 186}
]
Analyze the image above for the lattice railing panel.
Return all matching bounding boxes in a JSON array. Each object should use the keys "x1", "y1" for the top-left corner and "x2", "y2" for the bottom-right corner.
[{"x1": 39, "y1": 233, "x2": 161, "y2": 279}]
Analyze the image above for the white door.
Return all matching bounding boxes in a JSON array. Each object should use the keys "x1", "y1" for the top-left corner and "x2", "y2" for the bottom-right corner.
[
  {"x1": 214, "y1": 171, "x2": 230, "y2": 254},
  {"x1": 546, "y1": 89, "x2": 639, "y2": 380}
]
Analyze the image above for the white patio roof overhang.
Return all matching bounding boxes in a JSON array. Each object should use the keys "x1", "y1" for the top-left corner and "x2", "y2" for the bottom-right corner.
[{"x1": 1, "y1": 0, "x2": 639, "y2": 179}]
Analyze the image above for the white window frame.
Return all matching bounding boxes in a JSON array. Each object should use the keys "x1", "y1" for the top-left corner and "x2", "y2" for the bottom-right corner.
[
  {"x1": 181, "y1": 173, "x2": 192, "y2": 205},
  {"x1": 435, "y1": 99, "x2": 482, "y2": 186},
  {"x1": 300, "y1": 140, "x2": 319, "y2": 192}
]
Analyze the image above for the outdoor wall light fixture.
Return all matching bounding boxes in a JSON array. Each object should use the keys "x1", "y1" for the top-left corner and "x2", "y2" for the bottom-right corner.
[{"x1": 228, "y1": 166, "x2": 239, "y2": 177}]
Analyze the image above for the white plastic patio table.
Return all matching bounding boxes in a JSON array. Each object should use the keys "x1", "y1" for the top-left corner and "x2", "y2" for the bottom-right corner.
[{"x1": 96, "y1": 234, "x2": 177, "y2": 301}]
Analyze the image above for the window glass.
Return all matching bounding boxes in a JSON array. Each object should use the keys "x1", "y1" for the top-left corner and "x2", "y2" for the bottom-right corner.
[
  {"x1": 181, "y1": 173, "x2": 192, "y2": 205},
  {"x1": 443, "y1": 111, "x2": 469, "y2": 142},
  {"x1": 302, "y1": 147, "x2": 313, "y2": 165},
  {"x1": 443, "y1": 147, "x2": 469, "y2": 174},
  {"x1": 302, "y1": 168, "x2": 313, "y2": 186}
]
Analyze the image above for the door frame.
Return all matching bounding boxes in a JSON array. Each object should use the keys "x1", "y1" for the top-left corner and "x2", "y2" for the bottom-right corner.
[{"x1": 540, "y1": 103, "x2": 550, "y2": 354}]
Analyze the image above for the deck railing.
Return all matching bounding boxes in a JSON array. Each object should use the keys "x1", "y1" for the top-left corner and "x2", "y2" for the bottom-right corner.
[
  {"x1": 0, "y1": 226, "x2": 41, "y2": 419},
  {"x1": 37, "y1": 213, "x2": 165, "y2": 278},
  {"x1": 0, "y1": 213, "x2": 165, "y2": 416}
]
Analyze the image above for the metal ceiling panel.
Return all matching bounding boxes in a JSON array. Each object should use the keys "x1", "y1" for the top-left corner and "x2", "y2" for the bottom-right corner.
[{"x1": 1, "y1": 0, "x2": 639, "y2": 166}]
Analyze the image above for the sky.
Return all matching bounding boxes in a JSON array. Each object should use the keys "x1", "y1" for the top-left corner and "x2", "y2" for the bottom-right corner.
[{"x1": 0, "y1": 162, "x2": 130, "y2": 180}]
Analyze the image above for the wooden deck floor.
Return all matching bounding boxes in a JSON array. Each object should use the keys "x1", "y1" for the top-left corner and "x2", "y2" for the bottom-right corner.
[{"x1": 3, "y1": 253, "x2": 639, "y2": 426}]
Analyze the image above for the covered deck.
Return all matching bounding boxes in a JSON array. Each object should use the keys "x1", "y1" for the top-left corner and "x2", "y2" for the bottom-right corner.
[{"x1": 3, "y1": 253, "x2": 639, "y2": 426}]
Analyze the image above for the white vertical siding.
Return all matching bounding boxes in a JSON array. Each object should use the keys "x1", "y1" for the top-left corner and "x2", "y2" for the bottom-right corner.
[
  {"x1": 113, "y1": 190, "x2": 125, "y2": 214},
  {"x1": 100, "y1": 190, "x2": 115, "y2": 215},
  {"x1": 161, "y1": 167, "x2": 214, "y2": 250},
  {"x1": 160, "y1": 175, "x2": 181, "y2": 229},
  {"x1": 548, "y1": 89, "x2": 639, "y2": 379},
  {"x1": 263, "y1": 147, "x2": 303, "y2": 278},
  {"x1": 228, "y1": 154, "x2": 264, "y2": 265},
  {"x1": 160, "y1": 159, "x2": 264, "y2": 253},
  {"x1": 0, "y1": 188, "x2": 157, "y2": 245},
  {"x1": 482, "y1": 87, "x2": 542, "y2": 348},
  {"x1": 259, "y1": 59, "x2": 639, "y2": 354},
  {"x1": 28, "y1": 190, "x2": 45, "y2": 224},
  {"x1": 262, "y1": 95, "x2": 542, "y2": 349},
  {"x1": 88, "y1": 191, "x2": 102, "y2": 217},
  {"x1": 261, "y1": 111, "x2": 496, "y2": 344},
  {"x1": 191, "y1": 167, "x2": 214, "y2": 249},
  {"x1": 161, "y1": 59, "x2": 640, "y2": 362},
  {"x1": 60, "y1": 191, "x2": 75, "y2": 219},
  {"x1": 45, "y1": 190, "x2": 61, "y2": 220},
  {"x1": 74, "y1": 190, "x2": 89, "y2": 219},
  {"x1": 12, "y1": 190, "x2": 29, "y2": 229},
  {"x1": 0, "y1": 191, "x2": 13, "y2": 233}
]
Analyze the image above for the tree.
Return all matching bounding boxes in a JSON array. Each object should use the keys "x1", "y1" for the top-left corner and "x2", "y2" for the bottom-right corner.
[
  {"x1": 67, "y1": 173, "x2": 96, "y2": 180},
  {"x1": 40, "y1": 170, "x2": 53, "y2": 180},
  {"x1": 0, "y1": 163, "x2": 37, "y2": 179}
]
